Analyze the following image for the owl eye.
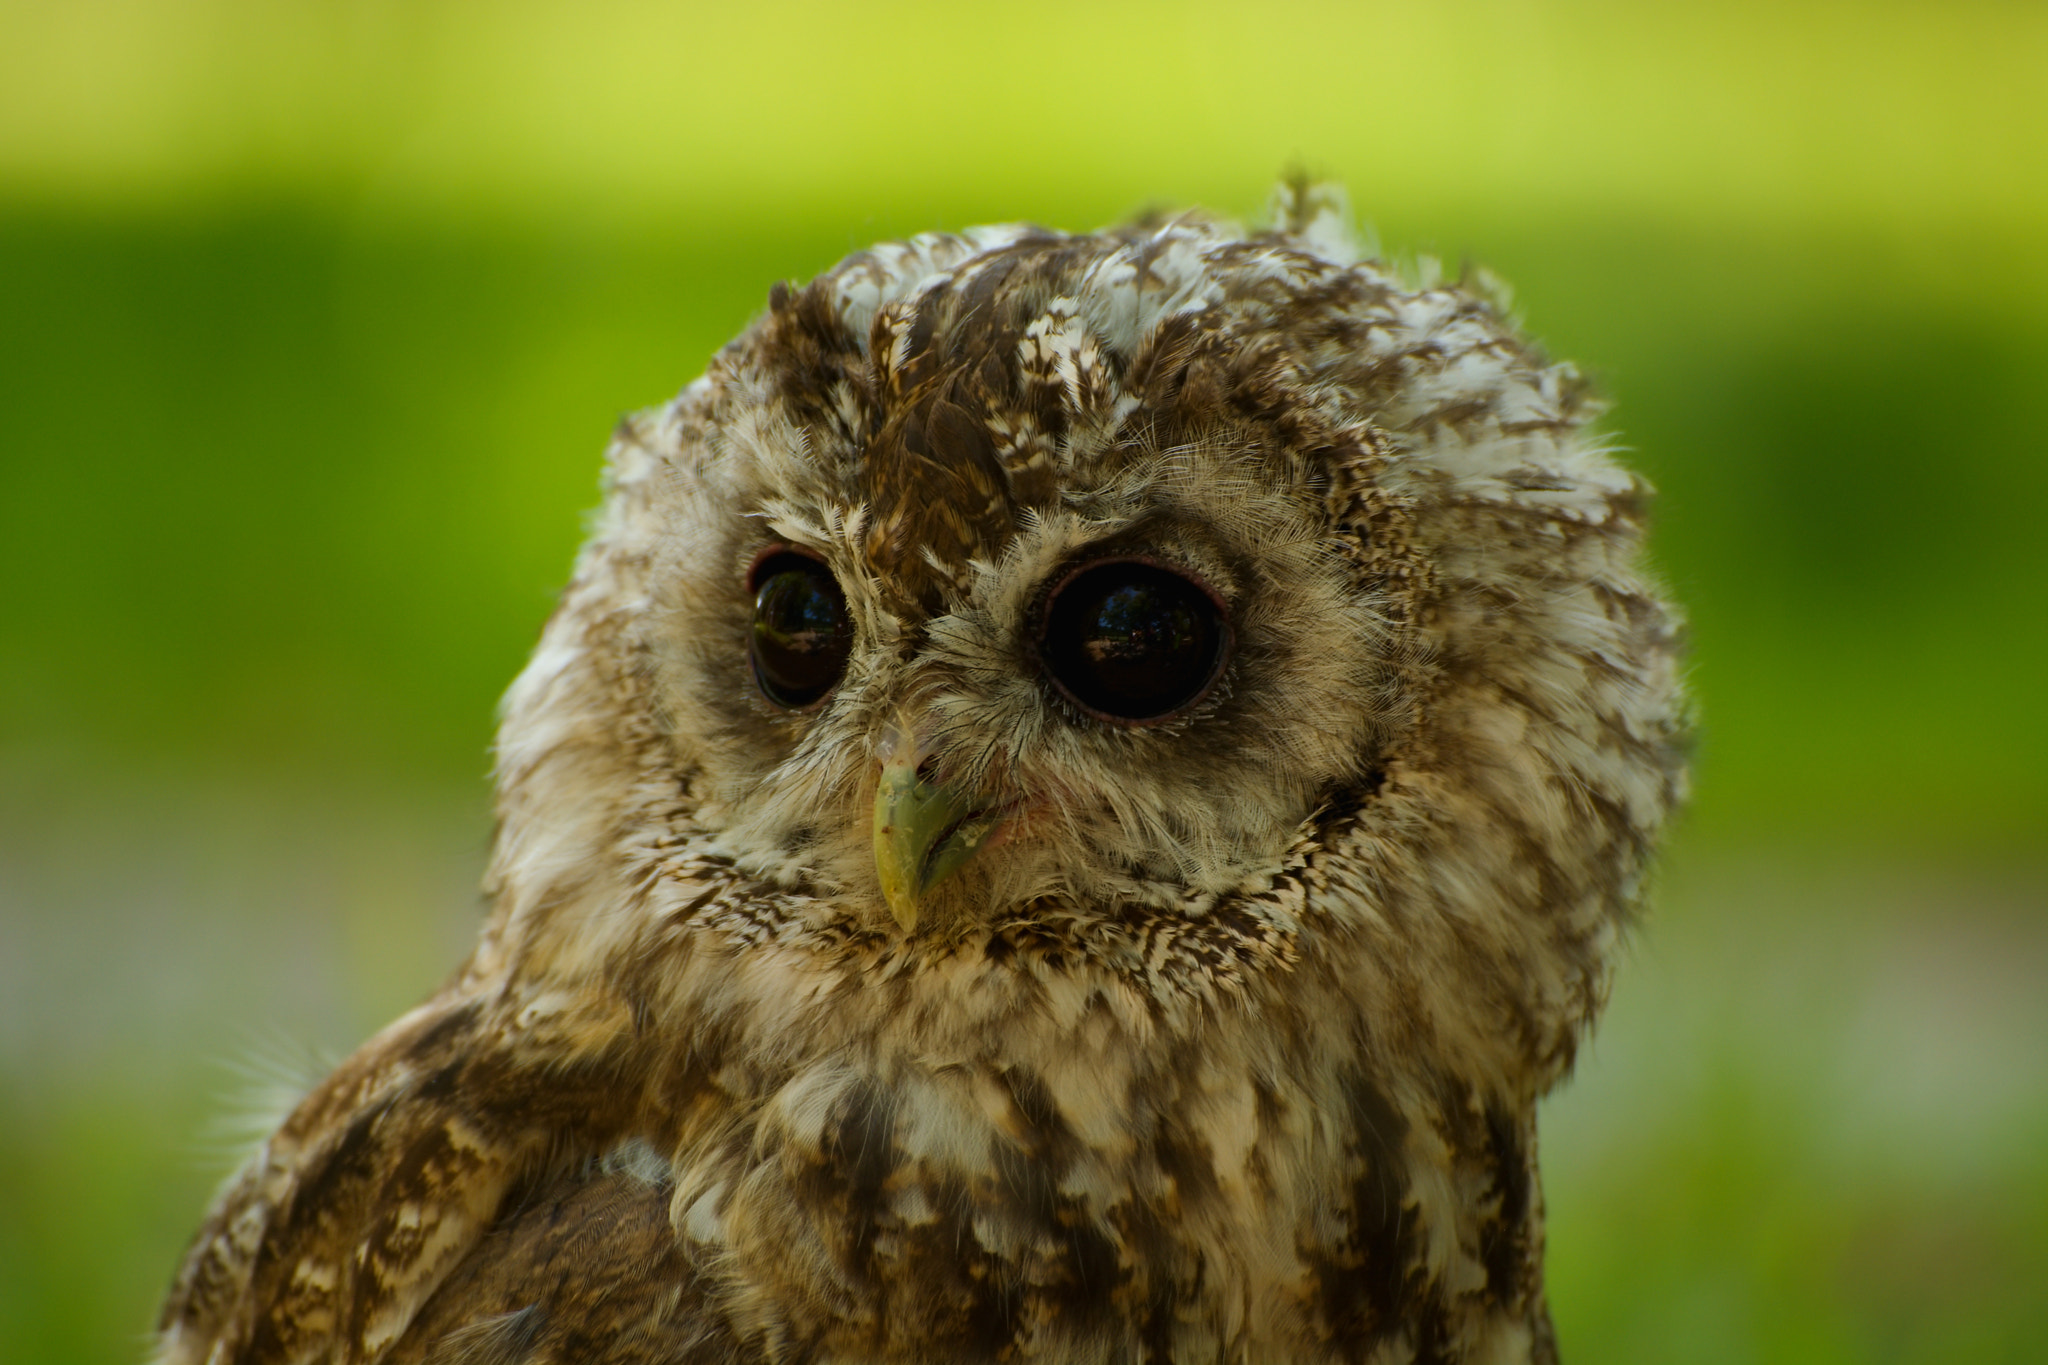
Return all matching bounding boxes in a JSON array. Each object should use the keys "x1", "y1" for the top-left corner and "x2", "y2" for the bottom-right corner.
[
  {"x1": 748, "y1": 549, "x2": 853, "y2": 709},
  {"x1": 1038, "y1": 559, "x2": 1231, "y2": 723}
]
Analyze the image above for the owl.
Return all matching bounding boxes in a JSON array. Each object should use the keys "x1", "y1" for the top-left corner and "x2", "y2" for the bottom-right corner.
[{"x1": 157, "y1": 185, "x2": 1687, "y2": 1365}]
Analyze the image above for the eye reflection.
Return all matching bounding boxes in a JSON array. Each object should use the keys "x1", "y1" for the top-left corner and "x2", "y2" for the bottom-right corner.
[
  {"x1": 1039, "y1": 559, "x2": 1229, "y2": 722},
  {"x1": 749, "y1": 551, "x2": 852, "y2": 709}
]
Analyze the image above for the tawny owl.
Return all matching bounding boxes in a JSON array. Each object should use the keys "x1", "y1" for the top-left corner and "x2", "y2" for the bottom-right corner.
[{"x1": 157, "y1": 186, "x2": 1687, "y2": 1364}]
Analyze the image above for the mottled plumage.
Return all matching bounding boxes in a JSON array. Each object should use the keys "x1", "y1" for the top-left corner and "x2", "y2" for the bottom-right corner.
[{"x1": 159, "y1": 186, "x2": 1687, "y2": 1364}]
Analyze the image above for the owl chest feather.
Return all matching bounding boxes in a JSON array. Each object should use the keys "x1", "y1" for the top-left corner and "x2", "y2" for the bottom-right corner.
[{"x1": 634, "y1": 917, "x2": 1550, "y2": 1363}]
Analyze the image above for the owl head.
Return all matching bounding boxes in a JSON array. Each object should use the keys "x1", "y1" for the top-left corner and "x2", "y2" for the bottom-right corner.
[{"x1": 480, "y1": 186, "x2": 1685, "y2": 1072}]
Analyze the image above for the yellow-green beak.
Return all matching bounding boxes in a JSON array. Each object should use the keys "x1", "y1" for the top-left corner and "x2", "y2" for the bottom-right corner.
[{"x1": 871, "y1": 718, "x2": 1004, "y2": 933}]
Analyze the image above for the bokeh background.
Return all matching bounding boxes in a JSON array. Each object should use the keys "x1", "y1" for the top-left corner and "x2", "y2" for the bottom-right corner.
[{"x1": 3, "y1": 2, "x2": 2044, "y2": 1360}]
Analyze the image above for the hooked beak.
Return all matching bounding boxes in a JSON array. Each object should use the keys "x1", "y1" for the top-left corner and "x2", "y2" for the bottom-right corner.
[{"x1": 871, "y1": 712, "x2": 1007, "y2": 933}]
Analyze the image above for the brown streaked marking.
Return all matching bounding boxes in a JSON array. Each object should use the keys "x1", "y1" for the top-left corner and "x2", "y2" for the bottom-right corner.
[
  {"x1": 1311, "y1": 1069, "x2": 1435, "y2": 1358},
  {"x1": 988, "y1": 1068, "x2": 1123, "y2": 1333},
  {"x1": 1479, "y1": 1104, "x2": 1533, "y2": 1308}
]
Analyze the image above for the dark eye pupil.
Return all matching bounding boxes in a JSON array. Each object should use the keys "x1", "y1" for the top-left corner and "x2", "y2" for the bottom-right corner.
[
  {"x1": 750, "y1": 554, "x2": 851, "y2": 708},
  {"x1": 1041, "y1": 561, "x2": 1227, "y2": 721}
]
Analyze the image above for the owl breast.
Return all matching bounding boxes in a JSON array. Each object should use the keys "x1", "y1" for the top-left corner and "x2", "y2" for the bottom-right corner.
[{"x1": 611, "y1": 787, "x2": 1547, "y2": 1364}]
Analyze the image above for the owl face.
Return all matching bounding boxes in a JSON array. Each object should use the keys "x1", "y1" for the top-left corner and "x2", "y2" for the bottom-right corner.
[{"x1": 633, "y1": 260, "x2": 1400, "y2": 936}]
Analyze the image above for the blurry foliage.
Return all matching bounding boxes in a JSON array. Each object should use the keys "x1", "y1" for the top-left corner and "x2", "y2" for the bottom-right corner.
[{"x1": 2, "y1": 2, "x2": 2045, "y2": 1363}]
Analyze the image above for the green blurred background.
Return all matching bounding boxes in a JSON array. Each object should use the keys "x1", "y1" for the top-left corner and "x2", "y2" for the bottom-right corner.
[{"x1": 2, "y1": 2, "x2": 2043, "y2": 1360}]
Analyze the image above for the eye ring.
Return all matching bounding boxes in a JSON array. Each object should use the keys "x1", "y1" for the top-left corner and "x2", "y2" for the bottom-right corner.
[
  {"x1": 746, "y1": 543, "x2": 853, "y2": 712},
  {"x1": 744, "y1": 542, "x2": 816, "y2": 592},
  {"x1": 1034, "y1": 555, "x2": 1233, "y2": 727}
]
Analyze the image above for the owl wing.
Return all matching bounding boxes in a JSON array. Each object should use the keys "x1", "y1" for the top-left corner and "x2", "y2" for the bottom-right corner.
[
  {"x1": 156, "y1": 984, "x2": 732, "y2": 1365},
  {"x1": 380, "y1": 1158, "x2": 737, "y2": 1365}
]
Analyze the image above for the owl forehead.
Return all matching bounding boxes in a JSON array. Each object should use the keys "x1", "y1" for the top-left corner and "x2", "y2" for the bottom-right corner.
[{"x1": 739, "y1": 223, "x2": 1346, "y2": 602}]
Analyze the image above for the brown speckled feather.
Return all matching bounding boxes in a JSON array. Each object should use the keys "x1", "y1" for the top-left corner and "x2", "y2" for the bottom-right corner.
[{"x1": 158, "y1": 186, "x2": 1686, "y2": 1365}]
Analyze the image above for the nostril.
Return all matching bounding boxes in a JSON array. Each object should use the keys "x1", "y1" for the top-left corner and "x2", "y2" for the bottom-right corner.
[{"x1": 914, "y1": 756, "x2": 941, "y2": 785}]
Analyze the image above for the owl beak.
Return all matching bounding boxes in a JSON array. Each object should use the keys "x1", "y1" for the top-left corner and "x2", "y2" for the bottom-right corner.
[{"x1": 872, "y1": 715, "x2": 1005, "y2": 933}]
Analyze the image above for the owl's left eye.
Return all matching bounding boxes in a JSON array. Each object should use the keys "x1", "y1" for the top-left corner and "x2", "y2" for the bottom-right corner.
[
  {"x1": 1037, "y1": 557, "x2": 1231, "y2": 724},
  {"x1": 748, "y1": 549, "x2": 852, "y2": 709}
]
